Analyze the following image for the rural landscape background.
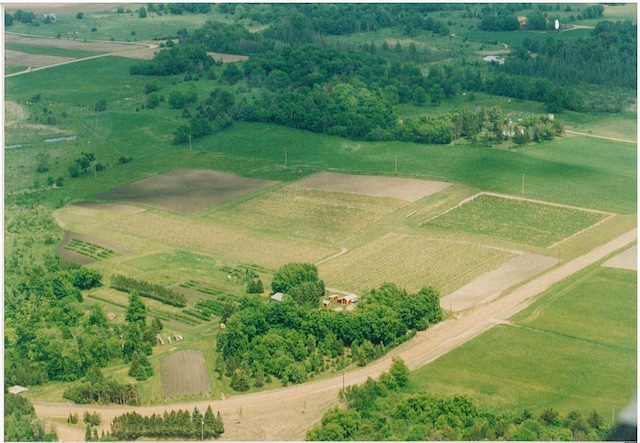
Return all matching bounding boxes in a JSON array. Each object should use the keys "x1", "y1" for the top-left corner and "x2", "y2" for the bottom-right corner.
[{"x1": 3, "y1": 2, "x2": 637, "y2": 441}]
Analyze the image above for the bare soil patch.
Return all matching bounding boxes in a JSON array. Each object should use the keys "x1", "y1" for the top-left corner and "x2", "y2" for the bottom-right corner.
[
  {"x1": 95, "y1": 169, "x2": 279, "y2": 214},
  {"x1": 161, "y1": 350, "x2": 210, "y2": 398},
  {"x1": 440, "y1": 253, "x2": 559, "y2": 313},
  {"x1": 5, "y1": 33, "x2": 148, "y2": 53},
  {"x1": 206, "y1": 52, "x2": 249, "y2": 63},
  {"x1": 290, "y1": 172, "x2": 450, "y2": 202},
  {"x1": 602, "y1": 245, "x2": 637, "y2": 271},
  {"x1": 4, "y1": 49, "x2": 74, "y2": 68}
]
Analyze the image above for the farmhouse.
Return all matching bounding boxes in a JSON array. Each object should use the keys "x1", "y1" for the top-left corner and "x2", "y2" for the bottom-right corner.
[
  {"x1": 270, "y1": 292, "x2": 284, "y2": 303},
  {"x1": 42, "y1": 13, "x2": 57, "y2": 22},
  {"x1": 338, "y1": 294, "x2": 358, "y2": 305}
]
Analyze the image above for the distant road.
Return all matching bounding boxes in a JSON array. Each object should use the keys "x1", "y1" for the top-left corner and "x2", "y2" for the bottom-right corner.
[
  {"x1": 33, "y1": 228, "x2": 637, "y2": 441},
  {"x1": 565, "y1": 130, "x2": 636, "y2": 144}
]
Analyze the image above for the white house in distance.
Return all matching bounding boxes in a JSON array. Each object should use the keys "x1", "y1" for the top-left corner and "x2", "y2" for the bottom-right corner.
[{"x1": 270, "y1": 292, "x2": 284, "y2": 303}]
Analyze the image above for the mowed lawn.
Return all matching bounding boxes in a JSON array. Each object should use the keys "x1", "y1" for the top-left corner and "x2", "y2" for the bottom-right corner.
[
  {"x1": 410, "y1": 266, "x2": 636, "y2": 418},
  {"x1": 424, "y1": 194, "x2": 608, "y2": 247}
]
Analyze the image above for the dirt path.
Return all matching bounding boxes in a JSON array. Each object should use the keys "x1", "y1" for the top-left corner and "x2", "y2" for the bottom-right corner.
[
  {"x1": 4, "y1": 32, "x2": 159, "y2": 78},
  {"x1": 564, "y1": 130, "x2": 637, "y2": 144},
  {"x1": 33, "y1": 228, "x2": 636, "y2": 441}
]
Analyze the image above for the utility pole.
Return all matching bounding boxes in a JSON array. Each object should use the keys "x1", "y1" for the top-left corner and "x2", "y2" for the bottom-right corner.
[
  {"x1": 394, "y1": 156, "x2": 398, "y2": 174},
  {"x1": 284, "y1": 146, "x2": 287, "y2": 166},
  {"x1": 189, "y1": 133, "x2": 192, "y2": 151},
  {"x1": 521, "y1": 174, "x2": 525, "y2": 194}
]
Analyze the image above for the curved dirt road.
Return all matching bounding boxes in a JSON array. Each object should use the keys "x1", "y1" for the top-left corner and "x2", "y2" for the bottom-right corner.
[{"x1": 33, "y1": 228, "x2": 636, "y2": 440}]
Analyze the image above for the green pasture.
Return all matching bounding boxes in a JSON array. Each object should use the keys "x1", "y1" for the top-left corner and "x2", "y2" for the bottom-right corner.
[
  {"x1": 560, "y1": 111, "x2": 637, "y2": 141},
  {"x1": 5, "y1": 7, "x2": 221, "y2": 43},
  {"x1": 410, "y1": 265, "x2": 636, "y2": 418},
  {"x1": 424, "y1": 194, "x2": 609, "y2": 247}
]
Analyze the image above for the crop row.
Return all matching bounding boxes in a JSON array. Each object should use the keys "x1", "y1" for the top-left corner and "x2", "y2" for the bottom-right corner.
[
  {"x1": 320, "y1": 233, "x2": 515, "y2": 295},
  {"x1": 66, "y1": 238, "x2": 116, "y2": 260},
  {"x1": 179, "y1": 280, "x2": 224, "y2": 296},
  {"x1": 424, "y1": 195, "x2": 607, "y2": 247},
  {"x1": 111, "y1": 274, "x2": 187, "y2": 307}
]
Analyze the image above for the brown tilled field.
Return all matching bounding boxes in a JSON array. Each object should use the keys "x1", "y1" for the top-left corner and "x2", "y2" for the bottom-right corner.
[
  {"x1": 5, "y1": 33, "x2": 149, "y2": 53},
  {"x1": 4, "y1": 49, "x2": 75, "y2": 68},
  {"x1": 290, "y1": 171, "x2": 450, "y2": 202},
  {"x1": 95, "y1": 169, "x2": 279, "y2": 214},
  {"x1": 161, "y1": 350, "x2": 211, "y2": 398}
]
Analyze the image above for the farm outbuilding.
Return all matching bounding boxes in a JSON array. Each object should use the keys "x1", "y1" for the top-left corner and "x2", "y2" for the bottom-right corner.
[
  {"x1": 322, "y1": 300, "x2": 331, "y2": 307},
  {"x1": 329, "y1": 294, "x2": 340, "y2": 301},
  {"x1": 270, "y1": 292, "x2": 284, "y2": 303},
  {"x1": 338, "y1": 294, "x2": 358, "y2": 305}
]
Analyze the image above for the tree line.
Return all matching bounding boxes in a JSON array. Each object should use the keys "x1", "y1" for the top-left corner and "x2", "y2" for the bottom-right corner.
[
  {"x1": 5, "y1": 393, "x2": 57, "y2": 442},
  {"x1": 306, "y1": 358, "x2": 611, "y2": 441},
  {"x1": 107, "y1": 406, "x2": 224, "y2": 440}
]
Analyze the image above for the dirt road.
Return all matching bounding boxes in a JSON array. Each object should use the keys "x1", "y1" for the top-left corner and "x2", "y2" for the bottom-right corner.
[
  {"x1": 33, "y1": 228, "x2": 636, "y2": 441},
  {"x1": 564, "y1": 130, "x2": 637, "y2": 144}
]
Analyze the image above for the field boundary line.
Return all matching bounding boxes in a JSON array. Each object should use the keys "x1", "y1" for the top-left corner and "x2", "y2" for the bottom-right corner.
[{"x1": 548, "y1": 213, "x2": 617, "y2": 249}]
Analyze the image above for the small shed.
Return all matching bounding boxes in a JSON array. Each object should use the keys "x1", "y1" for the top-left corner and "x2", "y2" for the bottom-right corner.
[
  {"x1": 322, "y1": 300, "x2": 331, "y2": 307},
  {"x1": 338, "y1": 294, "x2": 358, "y2": 305},
  {"x1": 8, "y1": 385, "x2": 28, "y2": 395},
  {"x1": 270, "y1": 292, "x2": 284, "y2": 303}
]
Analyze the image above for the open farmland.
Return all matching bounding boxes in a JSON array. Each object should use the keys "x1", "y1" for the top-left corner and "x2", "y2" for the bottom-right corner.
[
  {"x1": 289, "y1": 172, "x2": 451, "y2": 201},
  {"x1": 96, "y1": 169, "x2": 279, "y2": 214},
  {"x1": 424, "y1": 193, "x2": 610, "y2": 247},
  {"x1": 412, "y1": 265, "x2": 636, "y2": 417},
  {"x1": 319, "y1": 232, "x2": 518, "y2": 295},
  {"x1": 161, "y1": 350, "x2": 211, "y2": 398},
  {"x1": 208, "y1": 187, "x2": 407, "y2": 245}
]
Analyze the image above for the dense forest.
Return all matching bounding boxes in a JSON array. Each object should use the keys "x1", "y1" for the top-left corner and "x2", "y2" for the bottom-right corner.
[
  {"x1": 130, "y1": 5, "x2": 635, "y2": 145},
  {"x1": 306, "y1": 359, "x2": 611, "y2": 441},
  {"x1": 216, "y1": 264, "x2": 442, "y2": 390}
]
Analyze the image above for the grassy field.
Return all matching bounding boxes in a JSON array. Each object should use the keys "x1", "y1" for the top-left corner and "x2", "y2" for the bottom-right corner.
[
  {"x1": 409, "y1": 265, "x2": 636, "y2": 419},
  {"x1": 208, "y1": 187, "x2": 407, "y2": 245},
  {"x1": 424, "y1": 194, "x2": 609, "y2": 247},
  {"x1": 319, "y1": 233, "x2": 517, "y2": 295}
]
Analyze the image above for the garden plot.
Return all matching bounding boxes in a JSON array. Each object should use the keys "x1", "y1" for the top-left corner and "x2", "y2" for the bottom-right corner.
[
  {"x1": 440, "y1": 253, "x2": 559, "y2": 313},
  {"x1": 318, "y1": 233, "x2": 517, "y2": 295},
  {"x1": 95, "y1": 169, "x2": 279, "y2": 214},
  {"x1": 161, "y1": 350, "x2": 210, "y2": 398},
  {"x1": 424, "y1": 193, "x2": 610, "y2": 247},
  {"x1": 57, "y1": 230, "x2": 132, "y2": 265},
  {"x1": 289, "y1": 172, "x2": 451, "y2": 202}
]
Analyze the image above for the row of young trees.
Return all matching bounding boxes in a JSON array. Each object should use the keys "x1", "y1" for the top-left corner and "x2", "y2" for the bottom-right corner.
[
  {"x1": 108, "y1": 406, "x2": 224, "y2": 440},
  {"x1": 306, "y1": 359, "x2": 610, "y2": 441}
]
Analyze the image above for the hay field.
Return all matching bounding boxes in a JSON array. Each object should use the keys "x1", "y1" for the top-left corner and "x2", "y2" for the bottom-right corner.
[
  {"x1": 96, "y1": 169, "x2": 279, "y2": 214},
  {"x1": 424, "y1": 194, "x2": 609, "y2": 247},
  {"x1": 208, "y1": 187, "x2": 407, "y2": 245},
  {"x1": 290, "y1": 172, "x2": 451, "y2": 201},
  {"x1": 161, "y1": 350, "x2": 210, "y2": 398},
  {"x1": 319, "y1": 233, "x2": 517, "y2": 295}
]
